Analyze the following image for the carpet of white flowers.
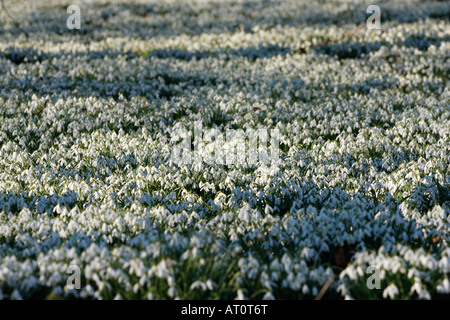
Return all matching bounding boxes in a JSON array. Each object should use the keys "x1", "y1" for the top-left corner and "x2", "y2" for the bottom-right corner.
[{"x1": 0, "y1": 0, "x2": 449, "y2": 300}]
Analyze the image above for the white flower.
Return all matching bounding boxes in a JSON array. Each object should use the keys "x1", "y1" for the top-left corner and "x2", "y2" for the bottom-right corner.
[
  {"x1": 235, "y1": 289, "x2": 246, "y2": 300},
  {"x1": 383, "y1": 284, "x2": 399, "y2": 300},
  {"x1": 418, "y1": 289, "x2": 431, "y2": 300},
  {"x1": 410, "y1": 281, "x2": 423, "y2": 296},
  {"x1": 10, "y1": 289, "x2": 23, "y2": 300},
  {"x1": 436, "y1": 278, "x2": 450, "y2": 294},
  {"x1": 167, "y1": 286, "x2": 177, "y2": 298},
  {"x1": 206, "y1": 279, "x2": 216, "y2": 291},
  {"x1": 302, "y1": 284, "x2": 310, "y2": 295},
  {"x1": 190, "y1": 280, "x2": 207, "y2": 291}
]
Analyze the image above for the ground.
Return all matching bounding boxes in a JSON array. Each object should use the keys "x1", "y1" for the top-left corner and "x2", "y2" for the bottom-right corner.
[{"x1": 0, "y1": 0, "x2": 449, "y2": 300}]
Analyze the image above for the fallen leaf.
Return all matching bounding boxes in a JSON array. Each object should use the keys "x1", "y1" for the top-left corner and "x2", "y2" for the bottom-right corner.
[{"x1": 334, "y1": 246, "x2": 347, "y2": 269}]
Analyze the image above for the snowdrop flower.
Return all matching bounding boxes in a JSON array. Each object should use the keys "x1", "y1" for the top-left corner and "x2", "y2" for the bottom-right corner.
[
  {"x1": 436, "y1": 279, "x2": 450, "y2": 294},
  {"x1": 418, "y1": 290, "x2": 431, "y2": 300},
  {"x1": 262, "y1": 291, "x2": 275, "y2": 300},
  {"x1": 383, "y1": 284, "x2": 399, "y2": 300},
  {"x1": 10, "y1": 289, "x2": 23, "y2": 300},
  {"x1": 235, "y1": 289, "x2": 246, "y2": 300},
  {"x1": 206, "y1": 280, "x2": 216, "y2": 291},
  {"x1": 168, "y1": 287, "x2": 178, "y2": 298},
  {"x1": 190, "y1": 280, "x2": 207, "y2": 291},
  {"x1": 410, "y1": 281, "x2": 423, "y2": 296}
]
